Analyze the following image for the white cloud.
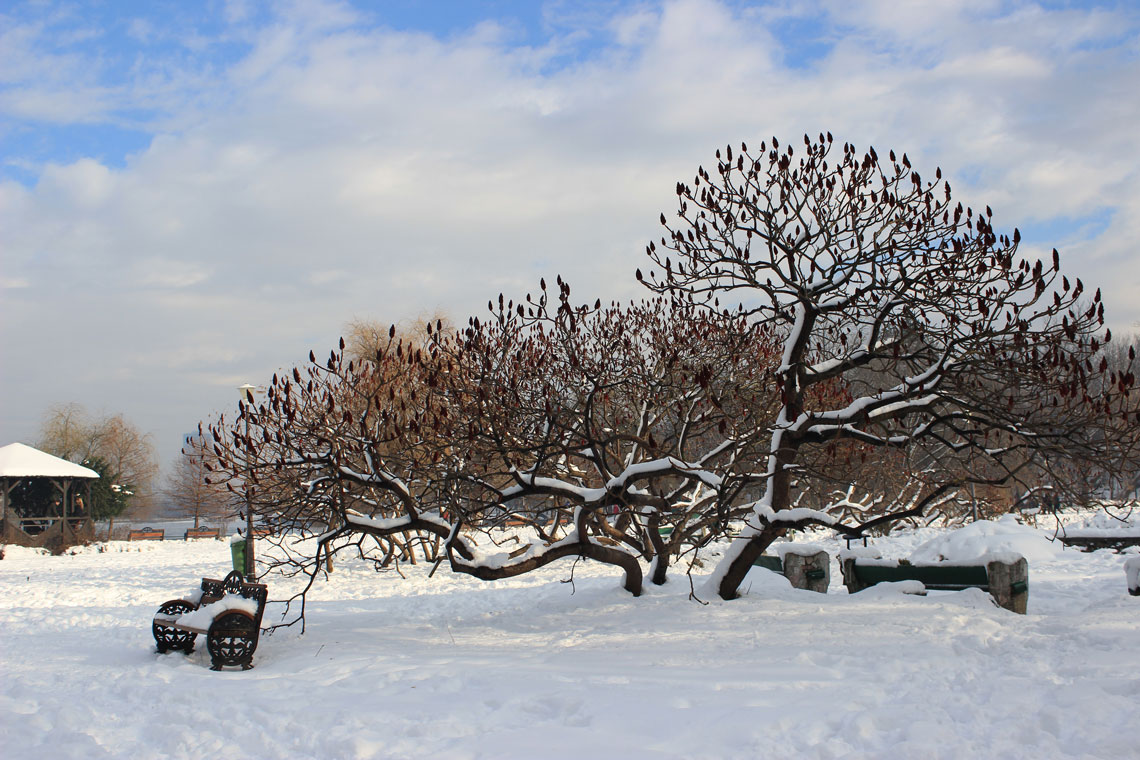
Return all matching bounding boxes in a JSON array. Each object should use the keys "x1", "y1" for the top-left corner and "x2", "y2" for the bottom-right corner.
[
  {"x1": 133, "y1": 258, "x2": 212, "y2": 289},
  {"x1": 2, "y1": 0, "x2": 1138, "y2": 468}
]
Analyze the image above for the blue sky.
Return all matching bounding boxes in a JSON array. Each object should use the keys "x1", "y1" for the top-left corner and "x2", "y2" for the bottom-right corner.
[
  {"x1": 6, "y1": 0, "x2": 1051, "y2": 179},
  {"x1": 2, "y1": 0, "x2": 686, "y2": 177},
  {"x1": 2, "y1": 0, "x2": 1139, "y2": 480}
]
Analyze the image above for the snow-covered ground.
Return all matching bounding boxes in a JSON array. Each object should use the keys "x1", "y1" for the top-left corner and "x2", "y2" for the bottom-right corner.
[{"x1": 2, "y1": 517, "x2": 1137, "y2": 760}]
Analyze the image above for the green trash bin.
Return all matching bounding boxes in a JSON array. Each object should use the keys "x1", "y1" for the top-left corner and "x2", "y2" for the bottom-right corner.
[{"x1": 230, "y1": 536, "x2": 246, "y2": 576}]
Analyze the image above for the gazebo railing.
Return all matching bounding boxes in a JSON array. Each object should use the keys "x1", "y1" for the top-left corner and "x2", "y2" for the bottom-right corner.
[{"x1": 12, "y1": 516, "x2": 92, "y2": 534}]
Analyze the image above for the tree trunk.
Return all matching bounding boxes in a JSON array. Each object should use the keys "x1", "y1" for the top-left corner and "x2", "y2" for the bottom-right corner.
[{"x1": 716, "y1": 442, "x2": 798, "y2": 599}]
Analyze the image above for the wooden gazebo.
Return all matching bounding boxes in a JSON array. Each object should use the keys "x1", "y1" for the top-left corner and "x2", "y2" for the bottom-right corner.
[{"x1": 0, "y1": 443, "x2": 99, "y2": 549}]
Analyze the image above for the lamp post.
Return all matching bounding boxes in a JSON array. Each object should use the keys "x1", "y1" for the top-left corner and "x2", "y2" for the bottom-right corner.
[{"x1": 237, "y1": 383, "x2": 257, "y2": 579}]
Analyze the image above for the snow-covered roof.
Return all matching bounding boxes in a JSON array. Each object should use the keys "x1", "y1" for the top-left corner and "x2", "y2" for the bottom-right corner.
[{"x1": 0, "y1": 443, "x2": 99, "y2": 479}]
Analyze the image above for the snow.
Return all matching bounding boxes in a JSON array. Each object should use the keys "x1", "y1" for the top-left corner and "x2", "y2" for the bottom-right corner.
[
  {"x1": 773, "y1": 541, "x2": 828, "y2": 559},
  {"x1": 497, "y1": 458, "x2": 723, "y2": 505},
  {"x1": 605, "y1": 457, "x2": 723, "y2": 490},
  {"x1": 500, "y1": 474, "x2": 605, "y2": 502},
  {"x1": 851, "y1": 579, "x2": 926, "y2": 597},
  {"x1": 345, "y1": 511, "x2": 416, "y2": 532},
  {"x1": 3, "y1": 517, "x2": 1139, "y2": 759},
  {"x1": 909, "y1": 515, "x2": 1062, "y2": 564},
  {"x1": 1059, "y1": 509, "x2": 1140, "y2": 538},
  {"x1": 0, "y1": 442, "x2": 100, "y2": 478},
  {"x1": 838, "y1": 545, "x2": 883, "y2": 560},
  {"x1": 1060, "y1": 526, "x2": 1140, "y2": 538},
  {"x1": 160, "y1": 594, "x2": 261, "y2": 630},
  {"x1": 1125, "y1": 557, "x2": 1140, "y2": 593}
]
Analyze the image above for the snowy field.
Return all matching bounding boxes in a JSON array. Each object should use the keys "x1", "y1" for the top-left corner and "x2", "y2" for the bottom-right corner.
[{"x1": 2, "y1": 516, "x2": 1138, "y2": 760}]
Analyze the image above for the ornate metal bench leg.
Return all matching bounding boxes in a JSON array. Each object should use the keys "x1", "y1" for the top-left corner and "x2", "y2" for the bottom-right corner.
[
  {"x1": 207, "y1": 611, "x2": 258, "y2": 671},
  {"x1": 153, "y1": 600, "x2": 199, "y2": 654}
]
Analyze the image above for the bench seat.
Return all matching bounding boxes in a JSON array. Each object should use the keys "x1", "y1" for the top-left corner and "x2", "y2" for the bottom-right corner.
[
  {"x1": 154, "y1": 594, "x2": 261, "y2": 635},
  {"x1": 841, "y1": 554, "x2": 1028, "y2": 613},
  {"x1": 1057, "y1": 532, "x2": 1140, "y2": 552}
]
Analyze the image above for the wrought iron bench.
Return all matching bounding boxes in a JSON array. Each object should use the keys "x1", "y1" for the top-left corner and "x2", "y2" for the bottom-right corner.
[
  {"x1": 128, "y1": 527, "x2": 164, "y2": 541},
  {"x1": 152, "y1": 571, "x2": 268, "y2": 670},
  {"x1": 840, "y1": 555, "x2": 1028, "y2": 613},
  {"x1": 184, "y1": 527, "x2": 220, "y2": 540}
]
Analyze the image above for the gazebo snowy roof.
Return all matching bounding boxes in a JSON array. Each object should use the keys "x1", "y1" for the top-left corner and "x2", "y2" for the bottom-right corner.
[{"x1": 0, "y1": 443, "x2": 99, "y2": 479}]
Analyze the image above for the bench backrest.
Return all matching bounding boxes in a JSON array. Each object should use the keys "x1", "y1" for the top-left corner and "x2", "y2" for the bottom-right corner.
[
  {"x1": 842, "y1": 555, "x2": 1028, "y2": 613},
  {"x1": 185, "y1": 528, "x2": 220, "y2": 539},
  {"x1": 128, "y1": 528, "x2": 164, "y2": 541},
  {"x1": 199, "y1": 571, "x2": 269, "y2": 627},
  {"x1": 753, "y1": 554, "x2": 784, "y2": 573},
  {"x1": 852, "y1": 562, "x2": 990, "y2": 590}
]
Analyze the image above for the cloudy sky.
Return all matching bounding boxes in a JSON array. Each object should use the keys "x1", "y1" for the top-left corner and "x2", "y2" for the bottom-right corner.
[{"x1": 2, "y1": 0, "x2": 1138, "y2": 474}]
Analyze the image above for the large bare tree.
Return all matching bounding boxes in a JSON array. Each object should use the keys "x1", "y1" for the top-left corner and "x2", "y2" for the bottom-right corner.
[
  {"x1": 639, "y1": 134, "x2": 1135, "y2": 599},
  {"x1": 205, "y1": 133, "x2": 1133, "y2": 621},
  {"x1": 206, "y1": 294, "x2": 830, "y2": 624}
]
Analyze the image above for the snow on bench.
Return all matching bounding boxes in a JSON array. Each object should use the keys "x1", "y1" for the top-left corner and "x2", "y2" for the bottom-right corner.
[
  {"x1": 153, "y1": 594, "x2": 261, "y2": 635},
  {"x1": 840, "y1": 551, "x2": 1029, "y2": 613},
  {"x1": 1056, "y1": 529, "x2": 1140, "y2": 553}
]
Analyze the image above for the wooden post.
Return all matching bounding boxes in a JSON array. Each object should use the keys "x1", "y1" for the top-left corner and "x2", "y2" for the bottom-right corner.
[
  {"x1": 782, "y1": 550, "x2": 830, "y2": 593},
  {"x1": 985, "y1": 556, "x2": 1029, "y2": 614}
]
